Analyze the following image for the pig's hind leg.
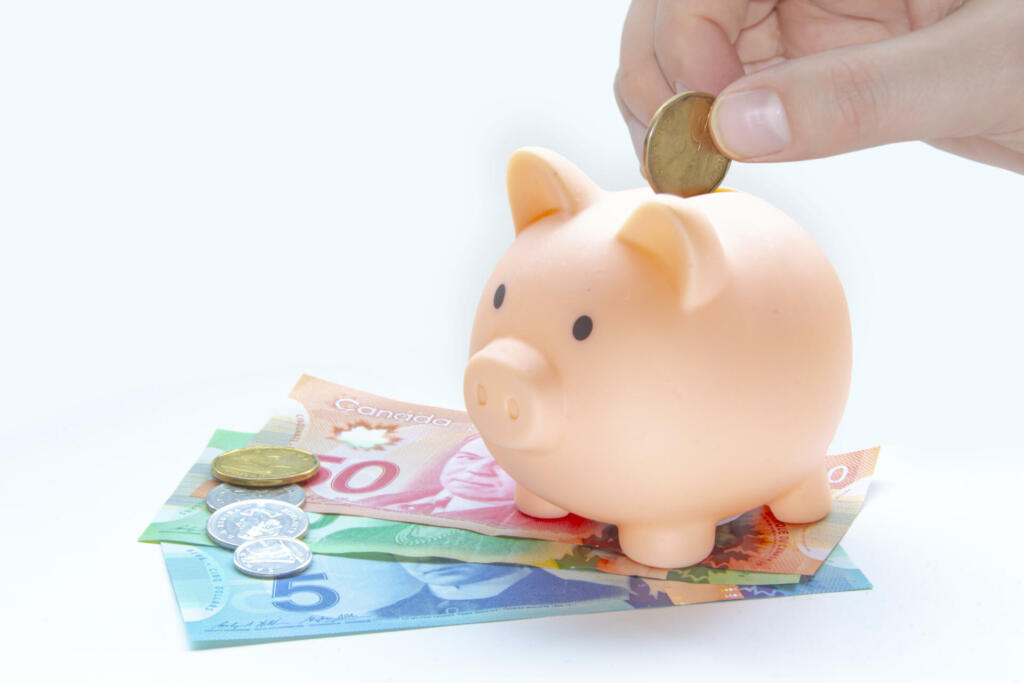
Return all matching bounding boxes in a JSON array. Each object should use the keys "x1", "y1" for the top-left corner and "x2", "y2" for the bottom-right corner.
[
  {"x1": 767, "y1": 467, "x2": 832, "y2": 524},
  {"x1": 617, "y1": 521, "x2": 717, "y2": 569},
  {"x1": 514, "y1": 483, "x2": 569, "y2": 519}
]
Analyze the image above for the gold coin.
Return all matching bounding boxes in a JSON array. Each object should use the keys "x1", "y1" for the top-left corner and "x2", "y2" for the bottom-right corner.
[
  {"x1": 210, "y1": 446, "x2": 320, "y2": 487},
  {"x1": 642, "y1": 91, "x2": 731, "y2": 197}
]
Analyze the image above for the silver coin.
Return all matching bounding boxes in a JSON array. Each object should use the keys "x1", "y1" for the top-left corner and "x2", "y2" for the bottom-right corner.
[
  {"x1": 205, "y1": 499, "x2": 308, "y2": 549},
  {"x1": 233, "y1": 536, "x2": 313, "y2": 578},
  {"x1": 205, "y1": 483, "x2": 306, "y2": 511}
]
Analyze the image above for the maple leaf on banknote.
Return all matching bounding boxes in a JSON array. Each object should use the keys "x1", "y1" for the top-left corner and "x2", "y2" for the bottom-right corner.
[
  {"x1": 704, "y1": 513, "x2": 769, "y2": 568},
  {"x1": 580, "y1": 524, "x2": 620, "y2": 549},
  {"x1": 625, "y1": 577, "x2": 675, "y2": 608},
  {"x1": 553, "y1": 543, "x2": 601, "y2": 571},
  {"x1": 333, "y1": 421, "x2": 400, "y2": 450}
]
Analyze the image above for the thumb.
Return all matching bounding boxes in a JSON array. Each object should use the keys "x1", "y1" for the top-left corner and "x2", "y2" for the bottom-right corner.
[{"x1": 708, "y1": 1, "x2": 1015, "y2": 162}]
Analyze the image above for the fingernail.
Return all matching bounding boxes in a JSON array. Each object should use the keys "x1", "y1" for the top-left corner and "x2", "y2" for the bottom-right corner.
[
  {"x1": 711, "y1": 89, "x2": 790, "y2": 159},
  {"x1": 628, "y1": 117, "x2": 647, "y2": 159},
  {"x1": 674, "y1": 82, "x2": 688, "y2": 94}
]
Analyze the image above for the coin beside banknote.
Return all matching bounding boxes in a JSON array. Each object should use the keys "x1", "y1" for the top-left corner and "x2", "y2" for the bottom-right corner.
[
  {"x1": 206, "y1": 482, "x2": 306, "y2": 511},
  {"x1": 643, "y1": 91, "x2": 730, "y2": 197},
  {"x1": 233, "y1": 536, "x2": 313, "y2": 578},
  {"x1": 210, "y1": 445, "x2": 319, "y2": 487},
  {"x1": 206, "y1": 499, "x2": 309, "y2": 549}
]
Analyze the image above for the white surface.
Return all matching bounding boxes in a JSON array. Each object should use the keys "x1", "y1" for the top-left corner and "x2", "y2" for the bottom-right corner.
[{"x1": 1, "y1": 2, "x2": 1022, "y2": 680}]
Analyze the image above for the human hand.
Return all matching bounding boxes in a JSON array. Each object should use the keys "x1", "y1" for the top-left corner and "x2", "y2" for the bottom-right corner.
[{"x1": 614, "y1": 0, "x2": 1024, "y2": 173}]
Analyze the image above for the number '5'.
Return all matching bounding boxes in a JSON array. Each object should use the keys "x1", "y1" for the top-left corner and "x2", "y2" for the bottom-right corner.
[{"x1": 271, "y1": 573, "x2": 340, "y2": 612}]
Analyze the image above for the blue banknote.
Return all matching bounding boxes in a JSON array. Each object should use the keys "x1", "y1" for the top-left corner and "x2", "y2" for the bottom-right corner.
[{"x1": 162, "y1": 542, "x2": 870, "y2": 646}]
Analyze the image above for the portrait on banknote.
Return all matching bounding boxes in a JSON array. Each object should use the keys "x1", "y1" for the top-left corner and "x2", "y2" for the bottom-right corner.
[
  {"x1": 373, "y1": 562, "x2": 629, "y2": 617},
  {"x1": 357, "y1": 436, "x2": 518, "y2": 517}
]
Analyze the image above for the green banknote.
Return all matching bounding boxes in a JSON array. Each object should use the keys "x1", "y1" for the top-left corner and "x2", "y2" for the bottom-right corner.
[{"x1": 141, "y1": 430, "x2": 800, "y2": 585}]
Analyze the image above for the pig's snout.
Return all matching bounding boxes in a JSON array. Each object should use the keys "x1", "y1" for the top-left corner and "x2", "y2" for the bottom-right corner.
[{"x1": 464, "y1": 338, "x2": 564, "y2": 452}]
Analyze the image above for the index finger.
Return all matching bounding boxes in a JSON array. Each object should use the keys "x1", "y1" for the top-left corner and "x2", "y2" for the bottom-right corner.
[
  {"x1": 653, "y1": 0, "x2": 751, "y2": 94},
  {"x1": 618, "y1": 0, "x2": 676, "y2": 126}
]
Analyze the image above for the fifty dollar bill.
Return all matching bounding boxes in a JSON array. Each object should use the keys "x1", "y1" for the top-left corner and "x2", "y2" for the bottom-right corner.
[{"x1": 250, "y1": 375, "x2": 879, "y2": 575}]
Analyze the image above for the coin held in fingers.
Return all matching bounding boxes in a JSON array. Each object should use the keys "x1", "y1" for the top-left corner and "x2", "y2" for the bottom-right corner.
[{"x1": 643, "y1": 91, "x2": 731, "y2": 197}]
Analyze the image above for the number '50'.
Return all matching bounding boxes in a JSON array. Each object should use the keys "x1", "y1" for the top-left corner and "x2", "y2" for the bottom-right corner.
[{"x1": 271, "y1": 573, "x2": 340, "y2": 612}]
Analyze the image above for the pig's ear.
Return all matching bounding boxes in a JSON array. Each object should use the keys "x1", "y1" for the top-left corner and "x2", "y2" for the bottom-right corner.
[
  {"x1": 507, "y1": 148, "x2": 600, "y2": 235},
  {"x1": 616, "y1": 199, "x2": 728, "y2": 311}
]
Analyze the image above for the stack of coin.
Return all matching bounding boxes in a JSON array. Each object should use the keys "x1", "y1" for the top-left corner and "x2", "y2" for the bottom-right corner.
[{"x1": 205, "y1": 446, "x2": 320, "y2": 579}]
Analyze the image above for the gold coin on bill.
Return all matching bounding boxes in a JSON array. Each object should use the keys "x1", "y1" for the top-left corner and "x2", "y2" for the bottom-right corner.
[
  {"x1": 642, "y1": 91, "x2": 731, "y2": 197},
  {"x1": 210, "y1": 446, "x2": 320, "y2": 487}
]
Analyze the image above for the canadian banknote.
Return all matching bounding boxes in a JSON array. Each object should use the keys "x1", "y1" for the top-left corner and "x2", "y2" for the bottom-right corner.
[
  {"x1": 247, "y1": 375, "x2": 880, "y2": 575},
  {"x1": 162, "y1": 541, "x2": 871, "y2": 647},
  {"x1": 142, "y1": 430, "x2": 800, "y2": 584}
]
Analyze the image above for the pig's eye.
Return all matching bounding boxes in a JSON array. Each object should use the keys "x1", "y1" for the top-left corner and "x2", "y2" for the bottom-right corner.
[
  {"x1": 572, "y1": 315, "x2": 593, "y2": 341},
  {"x1": 493, "y1": 284, "x2": 506, "y2": 309}
]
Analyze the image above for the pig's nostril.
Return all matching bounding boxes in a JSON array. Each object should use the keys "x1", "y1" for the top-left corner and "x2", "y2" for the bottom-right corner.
[
  {"x1": 507, "y1": 397, "x2": 519, "y2": 420},
  {"x1": 476, "y1": 384, "x2": 487, "y2": 406}
]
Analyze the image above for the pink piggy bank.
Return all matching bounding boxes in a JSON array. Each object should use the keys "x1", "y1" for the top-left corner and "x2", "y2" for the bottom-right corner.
[{"x1": 463, "y1": 148, "x2": 851, "y2": 568}]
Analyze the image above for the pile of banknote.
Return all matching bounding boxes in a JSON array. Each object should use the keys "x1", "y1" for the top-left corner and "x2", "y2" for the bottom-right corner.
[{"x1": 140, "y1": 374, "x2": 877, "y2": 647}]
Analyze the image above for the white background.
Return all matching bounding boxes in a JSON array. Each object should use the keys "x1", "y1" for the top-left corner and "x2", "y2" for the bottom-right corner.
[{"x1": 2, "y1": 1, "x2": 1022, "y2": 681}]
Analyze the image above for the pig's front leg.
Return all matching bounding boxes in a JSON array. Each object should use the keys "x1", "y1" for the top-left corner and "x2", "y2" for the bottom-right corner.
[
  {"x1": 768, "y1": 467, "x2": 832, "y2": 524},
  {"x1": 617, "y1": 520, "x2": 717, "y2": 569},
  {"x1": 514, "y1": 483, "x2": 569, "y2": 519}
]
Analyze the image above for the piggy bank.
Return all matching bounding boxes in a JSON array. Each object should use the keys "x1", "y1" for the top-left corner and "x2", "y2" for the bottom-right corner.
[{"x1": 463, "y1": 148, "x2": 851, "y2": 568}]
